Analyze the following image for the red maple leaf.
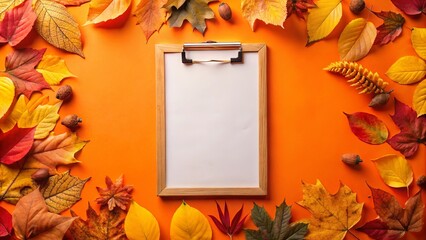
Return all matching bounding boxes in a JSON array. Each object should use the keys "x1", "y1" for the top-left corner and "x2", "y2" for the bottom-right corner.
[
  {"x1": 95, "y1": 175, "x2": 133, "y2": 211},
  {"x1": 387, "y1": 99, "x2": 426, "y2": 158},
  {"x1": 391, "y1": 0, "x2": 426, "y2": 15},
  {"x1": 209, "y1": 201, "x2": 247, "y2": 238},
  {"x1": 373, "y1": 11, "x2": 405, "y2": 45},
  {"x1": 4, "y1": 48, "x2": 50, "y2": 98},
  {"x1": 287, "y1": 0, "x2": 316, "y2": 20}
]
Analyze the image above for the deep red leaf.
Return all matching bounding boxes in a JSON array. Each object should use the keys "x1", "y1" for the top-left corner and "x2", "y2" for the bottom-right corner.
[
  {"x1": 223, "y1": 202, "x2": 231, "y2": 230},
  {"x1": 230, "y1": 204, "x2": 244, "y2": 233},
  {"x1": 231, "y1": 214, "x2": 247, "y2": 235},
  {"x1": 0, "y1": 126, "x2": 35, "y2": 165},
  {"x1": 387, "y1": 132, "x2": 420, "y2": 158},
  {"x1": 5, "y1": 48, "x2": 50, "y2": 98},
  {"x1": 0, "y1": 206, "x2": 12, "y2": 238},
  {"x1": 391, "y1": 0, "x2": 426, "y2": 15},
  {"x1": 344, "y1": 112, "x2": 389, "y2": 145},
  {"x1": 373, "y1": 11, "x2": 405, "y2": 45},
  {"x1": 52, "y1": 0, "x2": 90, "y2": 6},
  {"x1": 0, "y1": 0, "x2": 36, "y2": 46},
  {"x1": 208, "y1": 215, "x2": 228, "y2": 235},
  {"x1": 210, "y1": 202, "x2": 247, "y2": 237},
  {"x1": 369, "y1": 186, "x2": 404, "y2": 222},
  {"x1": 357, "y1": 219, "x2": 402, "y2": 240}
]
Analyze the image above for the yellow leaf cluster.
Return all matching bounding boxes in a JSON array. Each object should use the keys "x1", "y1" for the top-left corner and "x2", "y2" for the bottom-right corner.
[
  {"x1": 0, "y1": 77, "x2": 15, "y2": 119},
  {"x1": 372, "y1": 154, "x2": 413, "y2": 189},
  {"x1": 338, "y1": 18, "x2": 376, "y2": 61},
  {"x1": 241, "y1": 0, "x2": 287, "y2": 30},
  {"x1": 125, "y1": 201, "x2": 160, "y2": 240},
  {"x1": 36, "y1": 55, "x2": 76, "y2": 86},
  {"x1": 170, "y1": 201, "x2": 212, "y2": 240},
  {"x1": 307, "y1": 0, "x2": 342, "y2": 44}
]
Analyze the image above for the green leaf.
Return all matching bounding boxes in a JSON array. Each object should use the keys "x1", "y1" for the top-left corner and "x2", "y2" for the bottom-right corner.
[
  {"x1": 272, "y1": 201, "x2": 291, "y2": 239},
  {"x1": 284, "y1": 222, "x2": 309, "y2": 240},
  {"x1": 251, "y1": 202, "x2": 273, "y2": 233}
]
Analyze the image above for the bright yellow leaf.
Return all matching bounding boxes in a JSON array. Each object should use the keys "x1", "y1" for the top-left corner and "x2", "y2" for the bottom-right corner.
[
  {"x1": 170, "y1": 201, "x2": 212, "y2": 240},
  {"x1": 241, "y1": 0, "x2": 287, "y2": 31},
  {"x1": 307, "y1": 0, "x2": 342, "y2": 45},
  {"x1": 411, "y1": 27, "x2": 426, "y2": 60},
  {"x1": 372, "y1": 154, "x2": 413, "y2": 189},
  {"x1": 0, "y1": 77, "x2": 15, "y2": 119},
  {"x1": 413, "y1": 80, "x2": 426, "y2": 116},
  {"x1": 386, "y1": 56, "x2": 426, "y2": 84},
  {"x1": 0, "y1": 95, "x2": 26, "y2": 132},
  {"x1": 86, "y1": 0, "x2": 132, "y2": 25},
  {"x1": 36, "y1": 55, "x2": 76, "y2": 86},
  {"x1": 125, "y1": 201, "x2": 160, "y2": 240},
  {"x1": 18, "y1": 102, "x2": 61, "y2": 139},
  {"x1": 338, "y1": 18, "x2": 376, "y2": 61}
]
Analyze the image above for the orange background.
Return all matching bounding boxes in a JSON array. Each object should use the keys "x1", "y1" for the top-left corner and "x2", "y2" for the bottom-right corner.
[{"x1": 1, "y1": 0, "x2": 426, "y2": 239}]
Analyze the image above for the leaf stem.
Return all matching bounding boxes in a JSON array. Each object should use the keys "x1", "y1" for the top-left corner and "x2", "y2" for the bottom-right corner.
[{"x1": 348, "y1": 230, "x2": 360, "y2": 240}]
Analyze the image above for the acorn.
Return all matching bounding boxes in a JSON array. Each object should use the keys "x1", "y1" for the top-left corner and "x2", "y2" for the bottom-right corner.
[
  {"x1": 56, "y1": 85, "x2": 73, "y2": 101},
  {"x1": 31, "y1": 168, "x2": 50, "y2": 182},
  {"x1": 369, "y1": 92, "x2": 391, "y2": 109},
  {"x1": 417, "y1": 175, "x2": 426, "y2": 189},
  {"x1": 349, "y1": 0, "x2": 365, "y2": 14},
  {"x1": 218, "y1": 2, "x2": 232, "y2": 21},
  {"x1": 341, "y1": 153, "x2": 363, "y2": 166},
  {"x1": 61, "y1": 114, "x2": 82, "y2": 130}
]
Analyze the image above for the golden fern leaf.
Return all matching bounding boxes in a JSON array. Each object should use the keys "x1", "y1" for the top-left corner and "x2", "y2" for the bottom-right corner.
[{"x1": 324, "y1": 61, "x2": 389, "y2": 94}]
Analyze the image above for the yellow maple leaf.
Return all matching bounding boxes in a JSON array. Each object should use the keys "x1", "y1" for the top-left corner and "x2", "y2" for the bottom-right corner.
[
  {"x1": 413, "y1": 80, "x2": 426, "y2": 116},
  {"x1": 0, "y1": 77, "x2": 15, "y2": 119},
  {"x1": 36, "y1": 55, "x2": 76, "y2": 86},
  {"x1": 307, "y1": 0, "x2": 342, "y2": 45},
  {"x1": 297, "y1": 180, "x2": 363, "y2": 240},
  {"x1": 338, "y1": 18, "x2": 376, "y2": 62},
  {"x1": 386, "y1": 56, "x2": 426, "y2": 84},
  {"x1": 372, "y1": 154, "x2": 413, "y2": 191},
  {"x1": 241, "y1": 0, "x2": 287, "y2": 31},
  {"x1": 86, "y1": 0, "x2": 132, "y2": 25},
  {"x1": 170, "y1": 201, "x2": 212, "y2": 240},
  {"x1": 18, "y1": 101, "x2": 61, "y2": 139},
  {"x1": 34, "y1": 0, "x2": 84, "y2": 57},
  {"x1": 412, "y1": 27, "x2": 426, "y2": 60},
  {"x1": 134, "y1": 0, "x2": 167, "y2": 42},
  {"x1": 125, "y1": 201, "x2": 160, "y2": 240}
]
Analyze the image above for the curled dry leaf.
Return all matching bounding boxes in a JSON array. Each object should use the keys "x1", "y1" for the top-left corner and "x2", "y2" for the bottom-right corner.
[
  {"x1": 306, "y1": 0, "x2": 342, "y2": 45},
  {"x1": 0, "y1": 0, "x2": 36, "y2": 46},
  {"x1": 344, "y1": 112, "x2": 389, "y2": 145},
  {"x1": 96, "y1": 175, "x2": 133, "y2": 211},
  {"x1": 125, "y1": 201, "x2": 160, "y2": 240},
  {"x1": 241, "y1": 0, "x2": 287, "y2": 30},
  {"x1": 386, "y1": 56, "x2": 426, "y2": 84},
  {"x1": 338, "y1": 18, "x2": 376, "y2": 62}
]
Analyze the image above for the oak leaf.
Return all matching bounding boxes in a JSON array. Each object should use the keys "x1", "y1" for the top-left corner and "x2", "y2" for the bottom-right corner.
[
  {"x1": 338, "y1": 18, "x2": 376, "y2": 61},
  {"x1": 0, "y1": 77, "x2": 15, "y2": 119},
  {"x1": 0, "y1": 0, "x2": 24, "y2": 20},
  {"x1": 241, "y1": 0, "x2": 287, "y2": 31},
  {"x1": 124, "y1": 201, "x2": 160, "y2": 240},
  {"x1": 297, "y1": 180, "x2": 363, "y2": 240},
  {"x1": 170, "y1": 201, "x2": 212, "y2": 240},
  {"x1": 372, "y1": 154, "x2": 413, "y2": 190},
  {"x1": 209, "y1": 201, "x2": 248, "y2": 238},
  {"x1": 18, "y1": 102, "x2": 61, "y2": 139},
  {"x1": 164, "y1": 0, "x2": 186, "y2": 9},
  {"x1": 0, "y1": 0, "x2": 36, "y2": 46},
  {"x1": 86, "y1": 0, "x2": 132, "y2": 25},
  {"x1": 386, "y1": 56, "x2": 426, "y2": 84},
  {"x1": 413, "y1": 79, "x2": 426, "y2": 116},
  {"x1": 306, "y1": 0, "x2": 342, "y2": 45},
  {"x1": 344, "y1": 112, "x2": 389, "y2": 145},
  {"x1": 52, "y1": 0, "x2": 90, "y2": 6},
  {"x1": 357, "y1": 187, "x2": 424, "y2": 239},
  {"x1": 387, "y1": 99, "x2": 426, "y2": 158},
  {"x1": 168, "y1": 0, "x2": 216, "y2": 34},
  {"x1": 0, "y1": 126, "x2": 35, "y2": 165},
  {"x1": 95, "y1": 175, "x2": 133, "y2": 211},
  {"x1": 13, "y1": 188, "x2": 76, "y2": 239},
  {"x1": 391, "y1": 0, "x2": 426, "y2": 16},
  {"x1": 134, "y1": 0, "x2": 167, "y2": 42},
  {"x1": 0, "y1": 206, "x2": 12, "y2": 238},
  {"x1": 67, "y1": 204, "x2": 127, "y2": 240},
  {"x1": 287, "y1": 0, "x2": 316, "y2": 20},
  {"x1": 373, "y1": 11, "x2": 405, "y2": 46},
  {"x1": 244, "y1": 200, "x2": 308, "y2": 240},
  {"x1": 41, "y1": 171, "x2": 90, "y2": 213},
  {"x1": 4, "y1": 48, "x2": 50, "y2": 98},
  {"x1": 34, "y1": 0, "x2": 84, "y2": 57},
  {"x1": 412, "y1": 27, "x2": 426, "y2": 60},
  {"x1": 36, "y1": 55, "x2": 75, "y2": 85},
  {"x1": 28, "y1": 132, "x2": 88, "y2": 173}
]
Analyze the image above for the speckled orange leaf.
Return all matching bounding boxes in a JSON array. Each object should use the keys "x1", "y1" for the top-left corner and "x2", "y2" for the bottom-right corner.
[
  {"x1": 86, "y1": 0, "x2": 132, "y2": 25},
  {"x1": 134, "y1": 0, "x2": 167, "y2": 42},
  {"x1": 241, "y1": 0, "x2": 287, "y2": 30}
]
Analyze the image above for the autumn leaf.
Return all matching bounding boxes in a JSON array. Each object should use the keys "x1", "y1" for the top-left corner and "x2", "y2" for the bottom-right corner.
[
  {"x1": 297, "y1": 180, "x2": 363, "y2": 240},
  {"x1": 0, "y1": 126, "x2": 35, "y2": 165},
  {"x1": 412, "y1": 27, "x2": 426, "y2": 60},
  {"x1": 13, "y1": 188, "x2": 76, "y2": 239},
  {"x1": 413, "y1": 79, "x2": 426, "y2": 116},
  {"x1": 86, "y1": 0, "x2": 132, "y2": 25},
  {"x1": 344, "y1": 112, "x2": 389, "y2": 145},
  {"x1": 387, "y1": 99, "x2": 426, "y2": 158},
  {"x1": 34, "y1": 0, "x2": 84, "y2": 57},
  {"x1": 391, "y1": 0, "x2": 426, "y2": 16},
  {"x1": 134, "y1": 0, "x2": 167, "y2": 42},
  {"x1": 41, "y1": 171, "x2": 90, "y2": 213},
  {"x1": 170, "y1": 201, "x2": 212, "y2": 240},
  {"x1": 95, "y1": 175, "x2": 133, "y2": 211},
  {"x1": 372, "y1": 154, "x2": 413, "y2": 190},
  {"x1": 67, "y1": 204, "x2": 127, "y2": 240},
  {"x1": 357, "y1": 187, "x2": 424, "y2": 239},
  {"x1": 386, "y1": 56, "x2": 426, "y2": 84},
  {"x1": 0, "y1": 0, "x2": 36, "y2": 46},
  {"x1": 338, "y1": 18, "x2": 376, "y2": 61},
  {"x1": 306, "y1": 0, "x2": 342, "y2": 45},
  {"x1": 52, "y1": 0, "x2": 90, "y2": 6},
  {"x1": 287, "y1": 0, "x2": 316, "y2": 20},
  {"x1": 209, "y1": 201, "x2": 248, "y2": 238},
  {"x1": 241, "y1": 0, "x2": 287, "y2": 31},
  {"x1": 0, "y1": 206, "x2": 12, "y2": 238},
  {"x1": 36, "y1": 55, "x2": 75, "y2": 85},
  {"x1": 244, "y1": 200, "x2": 308, "y2": 240},
  {"x1": 28, "y1": 132, "x2": 88, "y2": 172},
  {"x1": 125, "y1": 201, "x2": 160, "y2": 240},
  {"x1": 4, "y1": 48, "x2": 50, "y2": 98},
  {"x1": 373, "y1": 11, "x2": 405, "y2": 45},
  {"x1": 18, "y1": 102, "x2": 61, "y2": 139},
  {"x1": 168, "y1": 0, "x2": 216, "y2": 34},
  {"x1": 0, "y1": 77, "x2": 15, "y2": 119},
  {"x1": 0, "y1": 0, "x2": 24, "y2": 20}
]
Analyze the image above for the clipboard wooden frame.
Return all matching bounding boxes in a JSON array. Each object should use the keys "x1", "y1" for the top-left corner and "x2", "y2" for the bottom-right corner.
[{"x1": 156, "y1": 43, "x2": 267, "y2": 197}]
